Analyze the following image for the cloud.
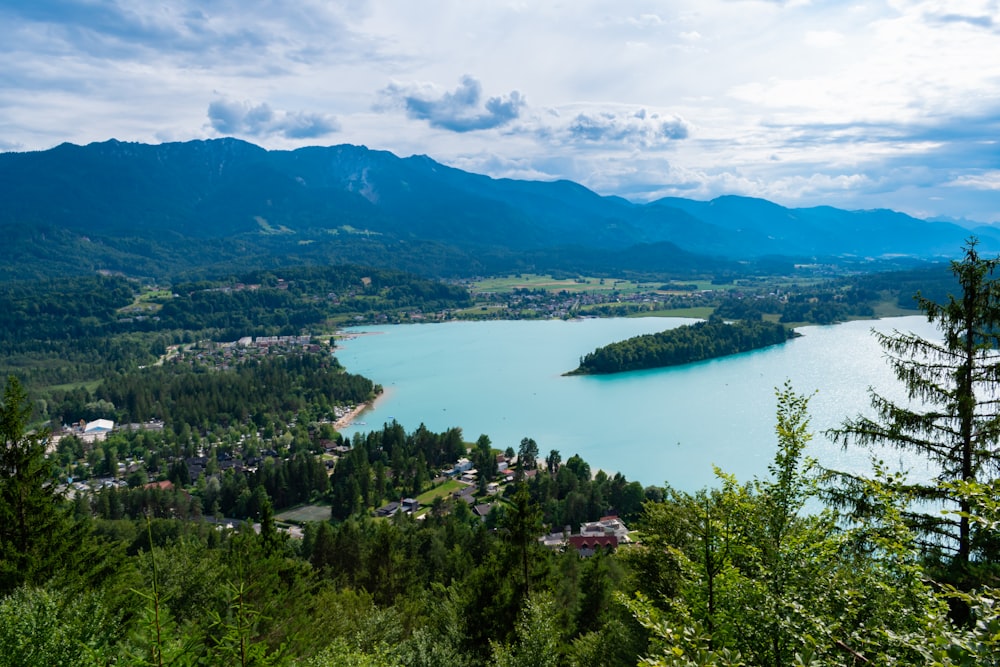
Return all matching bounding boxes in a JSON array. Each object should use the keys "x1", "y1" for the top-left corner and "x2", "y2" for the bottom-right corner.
[
  {"x1": 803, "y1": 30, "x2": 845, "y2": 47},
  {"x1": 207, "y1": 98, "x2": 339, "y2": 140},
  {"x1": 0, "y1": 0, "x2": 373, "y2": 70},
  {"x1": 563, "y1": 109, "x2": 690, "y2": 147},
  {"x1": 927, "y1": 13, "x2": 995, "y2": 30},
  {"x1": 946, "y1": 171, "x2": 1000, "y2": 190},
  {"x1": 379, "y1": 75, "x2": 524, "y2": 132}
]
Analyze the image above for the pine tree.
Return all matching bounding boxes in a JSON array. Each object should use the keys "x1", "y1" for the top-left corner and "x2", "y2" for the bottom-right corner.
[
  {"x1": 0, "y1": 375, "x2": 72, "y2": 593},
  {"x1": 831, "y1": 239, "x2": 1000, "y2": 567}
]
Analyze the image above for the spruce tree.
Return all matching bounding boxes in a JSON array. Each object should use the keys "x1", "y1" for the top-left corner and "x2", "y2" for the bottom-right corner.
[
  {"x1": 0, "y1": 376, "x2": 72, "y2": 593},
  {"x1": 831, "y1": 239, "x2": 1000, "y2": 567}
]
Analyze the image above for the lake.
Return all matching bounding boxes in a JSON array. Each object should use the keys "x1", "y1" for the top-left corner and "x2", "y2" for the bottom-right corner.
[{"x1": 333, "y1": 316, "x2": 942, "y2": 491}]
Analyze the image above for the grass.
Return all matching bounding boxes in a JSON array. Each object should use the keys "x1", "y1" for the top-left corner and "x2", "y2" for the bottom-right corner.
[
  {"x1": 630, "y1": 306, "x2": 715, "y2": 319},
  {"x1": 117, "y1": 286, "x2": 172, "y2": 315},
  {"x1": 872, "y1": 301, "x2": 919, "y2": 318},
  {"x1": 472, "y1": 274, "x2": 662, "y2": 295},
  {"x1": 454, "y1": 304, "x2": 507, "y2": 317},
  {"x1": 416, "y1": 479, "x2": 465, "y2": 506},
  {"x1": 275, "y1": 503, "x2": 332, "y2": 524},
  {"x1": 42, "y1": 379, "x2": 103, "y2": 393}
]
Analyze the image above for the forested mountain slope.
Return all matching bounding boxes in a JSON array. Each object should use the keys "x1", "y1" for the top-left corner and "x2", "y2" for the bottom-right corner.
[{"x1": 3, "y1": 139, "x2": 994, "y2": 280}]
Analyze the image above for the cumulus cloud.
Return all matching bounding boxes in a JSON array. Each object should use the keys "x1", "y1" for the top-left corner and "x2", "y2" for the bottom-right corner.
[
  {"x1": 207, "y1": 97, "x2": 339, "y2": 139},
  {"x1": 379, "y1": 75, "x2": 525, "y2": 132},
  {"x1": 563, "y1": 108, "x2": 690, "y2": 147}
]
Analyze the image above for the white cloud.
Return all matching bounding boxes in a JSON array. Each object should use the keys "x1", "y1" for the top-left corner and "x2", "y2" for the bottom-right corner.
[
  {"x1": 554, "y1": 107, "x2": 690, "y2": 147},
  {"x1": 0, "y1": 0, "x2": 997, "y2": 220},
  {"x1": 947, "y1": 171, "x2": 1000, "y2": 191},
  {"x1": 377, "y1": 76, "x2": 525, "y2": 132},
  {"x1": 803, "y1": 29, "x2": 845, "y2": 47},
  {"x1": 207, "y1": 97, "x2": 339, "y2": 139}
]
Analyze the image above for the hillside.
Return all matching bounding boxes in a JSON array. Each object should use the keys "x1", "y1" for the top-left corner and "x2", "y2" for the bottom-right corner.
[{"x1": 2, "y1": 138, "x2": 996, "y2": 280}]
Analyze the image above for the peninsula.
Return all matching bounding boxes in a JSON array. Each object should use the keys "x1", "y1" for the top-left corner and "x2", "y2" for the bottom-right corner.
[{"x1": 567, "y1": 317, "x2": 799, "y2": 375}]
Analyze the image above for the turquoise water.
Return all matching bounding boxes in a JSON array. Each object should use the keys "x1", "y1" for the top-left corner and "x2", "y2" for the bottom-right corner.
[{"x1": 334, "y1": 316, "x2": 942, "y2": 492}]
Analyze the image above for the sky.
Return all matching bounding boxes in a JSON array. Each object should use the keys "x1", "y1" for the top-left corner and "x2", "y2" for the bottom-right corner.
[{"x1": 1, "y1": 0, "x2": 998, "y2": 222}]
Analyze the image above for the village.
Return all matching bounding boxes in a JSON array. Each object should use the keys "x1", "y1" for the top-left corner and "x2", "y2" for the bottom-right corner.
[{"x1": 48, "y1": 410, "x2": 633, "y2": 557}]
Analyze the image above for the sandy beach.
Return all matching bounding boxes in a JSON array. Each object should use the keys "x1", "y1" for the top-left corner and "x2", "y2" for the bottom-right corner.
[
  {"x1": 332, "y1": 387, "x2": 393, "y2": 431},
  {"x1": 333, "y1": 403, "x2": 369, "y2": 430}
]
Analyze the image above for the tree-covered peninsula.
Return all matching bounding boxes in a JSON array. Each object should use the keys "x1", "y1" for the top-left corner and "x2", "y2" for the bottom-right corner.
[{"x1": 568, "y1": 316, "x2": 798, "y2": 375}]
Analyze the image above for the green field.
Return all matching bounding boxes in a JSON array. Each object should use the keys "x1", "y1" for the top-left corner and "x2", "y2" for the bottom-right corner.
[
  {"x1": 471, "y1": 274, "x2": 664, "y2": 294},
  {"x1": 632, "y1": 306, "x2": 715, "y2": 319},
  {"x1": 275, "y1": 503, "x2": 332, "y2": 524},
  {"x1": 416, "y1": 479, "x2": 465, "y2": 506},
  {"x1": 117, "y1": 285, "x2": 172, "y2": 315},
  {"x1": 40, "y1": 378, "x2": 104, "y2": 393}
]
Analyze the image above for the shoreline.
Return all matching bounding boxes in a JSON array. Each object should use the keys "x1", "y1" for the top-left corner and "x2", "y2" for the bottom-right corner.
[
  {"x1": 335, "y1": 330, "x2": 386, "y2": 341},
  {"x1": 333, "y1": 387, "x2": 393, "y2": 431},
  {"x1": 333, "y1": 403, "x2": 369, "y2": 430}
]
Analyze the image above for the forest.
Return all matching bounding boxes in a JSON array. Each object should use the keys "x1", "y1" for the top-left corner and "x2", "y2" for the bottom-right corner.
[
  {"x1": 3, "y1": 246, "x2": 1000, "y2": 665},
  {"x1": 569, "y1": 317, "x2": 797, "y2": 375},
  {"x1": 0, "y1": 266, "x2": 471, "y2": 388}
]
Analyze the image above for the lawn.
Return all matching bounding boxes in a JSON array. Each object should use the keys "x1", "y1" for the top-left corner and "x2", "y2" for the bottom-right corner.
[
  {"x1": 275, "y1": 503, "x2": 332, "y2": 524},
  {"x1": 415, "y1": 479, "x2": 466, "y2": 505}
]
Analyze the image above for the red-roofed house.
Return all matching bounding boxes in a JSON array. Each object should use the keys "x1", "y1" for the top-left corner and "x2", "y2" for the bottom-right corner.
[{"x1": 567, "y1": 534, "x2": 618, "y2": 557}]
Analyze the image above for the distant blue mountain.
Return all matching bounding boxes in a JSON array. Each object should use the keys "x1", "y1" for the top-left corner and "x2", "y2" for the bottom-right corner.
[{"x1": 1, "y1": 138, "x2": 994, "y2": 279}]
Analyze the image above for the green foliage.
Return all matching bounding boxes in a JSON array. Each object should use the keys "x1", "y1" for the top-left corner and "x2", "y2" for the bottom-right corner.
[
  {"x1": 0, "y1": 586, "x2": 121, "y2": 666},
  {"x1": 831, "y1": 238, "x2": 1000, "y2": 568},
  {"x1": 0, "y1": 266, "x2": 470, "y2": 388},
  {"x1": 571, "y1": 317, "x2": 796, "y2": 375},
  {"x1": 205, "y1": 580, "x2": 284, "y2": 667},
  {"x1": 491, "y1": 593, "x2": 562, "y2": 667},
  {"x1": 98, "y1": 352, "x2": 376, "y2": 428},
  {"x1": 6, "y1": 240, "x2": 1000, "y2": 665},
  {"x1": 890, "y1": 587, "x2": 1000, "y2": 666},
  {"x1": 0, "y1": 376, "x2": 76, "y2": 594},
  {"x1": 628, "y1": 383, "x2": 948, "y2": 666},
  {"x1": 500, "y1": 482, "x2": 545, "y2": 597},
  {"x1": 330, "y1": 424, "x2": 466, "y2": 520},
  {"x1": 303, "y1": 638, "x2": 400, "y2": 667}
]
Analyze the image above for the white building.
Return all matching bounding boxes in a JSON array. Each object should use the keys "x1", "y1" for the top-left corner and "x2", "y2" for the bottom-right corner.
[
  {"x1": 580, "y1": 516, "x2": 631, "y2": 543},
  {"x1": 81, "y1": 419, "x2": 115, "y2": 443}
]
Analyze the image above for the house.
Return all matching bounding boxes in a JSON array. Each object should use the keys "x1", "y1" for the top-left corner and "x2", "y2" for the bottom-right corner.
[
  {"x1": 567, "y1": 534, "x2": 618, "y2": 557},
  {"x1": 580, "y1": 515, "x2": 631, "y2": 543},
  {"x1": 401, "y1": 498, "x2": 419, "y2": 514},
  {"x1": 185, "y1": 456, "x2": 208, "y2": 482},
  {"x1": 452, "y1": 486, "x2": 475, "y2": 504},
  {"x1": 143, "y1": 480, "x2": 175, "y2": 491},
  {"x1": 540, "y1": 528, "x2": 571, "y2": 549},
  {"x1": 473, "y1": 503, "x2": 494, "y2": 518},
  {"x1": 453, "y1": 458, "x2": 473, "y2": 475},
  {"x1": 375, "y1": 501, "x2": 400, "y2": 517},
  {"x1": 460, "y1": 469, "x2": 478, "y2": 484}
]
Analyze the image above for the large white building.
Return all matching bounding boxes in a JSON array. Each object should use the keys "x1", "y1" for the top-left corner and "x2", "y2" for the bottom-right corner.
[{"x1": 82, "y1": 419, "x2": 114, "y2": 443}]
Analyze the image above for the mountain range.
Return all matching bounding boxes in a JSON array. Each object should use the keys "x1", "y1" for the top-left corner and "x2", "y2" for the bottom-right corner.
[{"x1": 2, "y1": 138, "x2": 996, "y2": 281}]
